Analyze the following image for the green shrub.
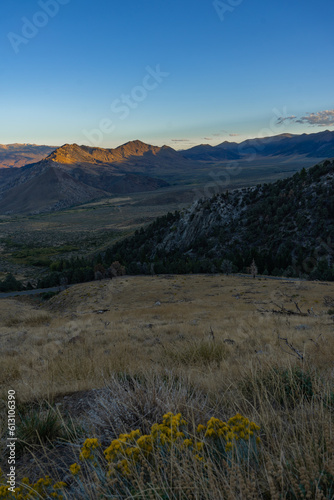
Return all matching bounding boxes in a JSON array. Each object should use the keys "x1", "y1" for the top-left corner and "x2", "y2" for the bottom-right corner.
[
  {"x1": 16, "y1": 406, "x2": 64, "y2": 455},
  {"x1": 240, "y1": 366, "x2": 314, "y2": 410}
]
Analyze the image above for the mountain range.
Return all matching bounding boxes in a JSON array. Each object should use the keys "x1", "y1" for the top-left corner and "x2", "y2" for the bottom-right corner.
[{"x1": 0, "y1": 130, "x2": 333, "y2": 215}]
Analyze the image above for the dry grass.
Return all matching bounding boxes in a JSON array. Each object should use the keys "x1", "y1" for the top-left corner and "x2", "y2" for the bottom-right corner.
[
  {"x1": 0, "y1": 274, "x2": 333, "y2": 498},
  {"x1": 0, "y1": 274, "x2": 333, "y2": 402}
]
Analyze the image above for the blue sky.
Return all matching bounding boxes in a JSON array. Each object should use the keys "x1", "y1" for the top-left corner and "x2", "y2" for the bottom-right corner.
[{"x1": 1, "y1": 0, "x2": 333, "y2": 149}]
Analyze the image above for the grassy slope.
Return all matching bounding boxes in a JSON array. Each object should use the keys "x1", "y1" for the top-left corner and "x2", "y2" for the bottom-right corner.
[
  {"x1": 0, "y1": 274, "x2": 333, "y2": 497},
  {"x1": 1, "y1": 274, "x2": 333, "y2": 402}
]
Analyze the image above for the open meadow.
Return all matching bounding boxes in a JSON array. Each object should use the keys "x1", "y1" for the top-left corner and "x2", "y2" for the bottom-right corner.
[{"x1": 0, "y1": 274, "x2": 333, "y2": 498}]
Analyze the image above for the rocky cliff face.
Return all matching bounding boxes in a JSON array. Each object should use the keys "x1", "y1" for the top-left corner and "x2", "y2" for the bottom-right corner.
[{"x1": 155, "y1": 196, "x2": 244, "y2": 255}]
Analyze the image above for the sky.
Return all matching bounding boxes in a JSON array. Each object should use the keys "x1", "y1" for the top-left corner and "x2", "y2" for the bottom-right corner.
[{"x1": 1, "y1": 0, "x2": 334, "y2": 149}]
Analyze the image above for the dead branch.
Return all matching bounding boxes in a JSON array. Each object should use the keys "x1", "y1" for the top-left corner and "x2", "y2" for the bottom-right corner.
[
  {"x1": 293, "y1": 301, "x2": 303, "y2": 314},
  {"x1": 278, "y1": 335, "x2": 304, "y2": 361},
  {"x1": 272, "y1": 303, "x2": 307, "y2": 316},
  {"x1": 309, "y1": 333, "x2": 322, "y2": 348}
]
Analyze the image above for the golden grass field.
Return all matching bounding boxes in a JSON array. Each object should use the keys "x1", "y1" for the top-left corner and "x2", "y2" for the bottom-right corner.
[{"x1": 0, "y1": 274, "x2": 333, "y2": 498}]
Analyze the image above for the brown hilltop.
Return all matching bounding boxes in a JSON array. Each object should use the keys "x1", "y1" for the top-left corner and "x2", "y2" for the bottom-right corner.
[
  {"x1": 47, "y1": 143, "x2": 96, "y2": 165},
  {"x1": 46, "y1": 140, "x2": 180, "y2": 169},
  {"x1": 110, "y1": 140, "x2": 173, "y2": 160}
]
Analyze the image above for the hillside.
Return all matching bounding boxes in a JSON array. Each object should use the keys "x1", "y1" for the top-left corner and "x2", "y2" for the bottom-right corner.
[
  {"x1": 0, "y1": 143, "x2": 56, "y2": 168},
  {"x1": 110, "y1": 159, "x2": 334, "y2": 279},
  {"x1": 0, "y1": 166, "x2": 110, "y2": 214}
]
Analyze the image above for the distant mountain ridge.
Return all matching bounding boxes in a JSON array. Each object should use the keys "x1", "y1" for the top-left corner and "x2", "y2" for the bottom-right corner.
[
  {"x1": 181, "y1": 144, "x2": 239, "y2": 161},
  {"x1": 0, "y1": 144, "x2": 56, "y2": 168},
  {"x1": 2, "y1": 130, "x2": 333, "y2": 169},
  {"x1": 182, "y1": 130, "x2": 334, "y2": 161}
]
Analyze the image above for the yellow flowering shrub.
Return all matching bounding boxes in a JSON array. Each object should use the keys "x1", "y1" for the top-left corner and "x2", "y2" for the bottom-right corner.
[
  {"x1": 197, "y1": 413, "x2": 261, "y2": 454},
  {"x1": 0, "y1": 469, "x2": 66, "y2": 499},
  {"x1": 75, "y1": 411, "x2": 261, "y2": 480},
  {"x1": 0, "y1": 413, "x2": 260, "y2": 498},
  {"x1": 69, "y1": 463, "x2": 81, "y2": 476},
  {"x1": 79, "y1": 437, "x2": 100, "y2": 460}
]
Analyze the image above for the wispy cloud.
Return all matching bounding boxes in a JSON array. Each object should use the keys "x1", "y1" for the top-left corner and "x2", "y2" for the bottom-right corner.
[
  {"x1": 212, "y1": 130, "x2": 228, "y2": 137},
  {"x1": 277, "y1": 109, "x2": 334, "y2": 127},
  {"x1": 171, "y1": 138, "x2": 189, "y2": 142},
  {"x1": 229, "y1": 133, "x2": 240, "y2": 137},
  {"x1": 203, "y1": 137, "x2": 212, "y2": 141}
]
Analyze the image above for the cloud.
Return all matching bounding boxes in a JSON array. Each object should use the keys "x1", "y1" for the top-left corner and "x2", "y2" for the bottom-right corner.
[
  {"x1": 276, "y1": 115, "x2": 296, "y2": 125},
  {"x1": 171, "y1": 138, "x2": 189, "y2": 142},
  {"x1": 296, "y1": 110, "x2": 334, "y2": 126},
  {"x1": 277, "y1": 110, "x2": 334, "y2": 127},
  {"x1": 229, "y1": 133, "x2": 240, "y2": 137},
  {"x1": 213, "y1": 130, "x2": 228, "y2": 137},
  {"x1": 203, "y1": 137, "x2": 212, "y2": 141}
]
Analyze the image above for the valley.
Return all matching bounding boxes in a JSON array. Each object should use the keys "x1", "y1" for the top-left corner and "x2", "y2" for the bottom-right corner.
[{"x1": 0, "y1": 139, "x2": 323, "y2": 286}]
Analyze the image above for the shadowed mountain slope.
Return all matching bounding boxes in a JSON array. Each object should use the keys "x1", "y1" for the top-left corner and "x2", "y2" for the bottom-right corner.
[
  {"x1": 0, "y1": 167, "x2": 109, "y2": 214},
  {"x1": 110, "y1": 158, "x2": 334, "y2": 279}
]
